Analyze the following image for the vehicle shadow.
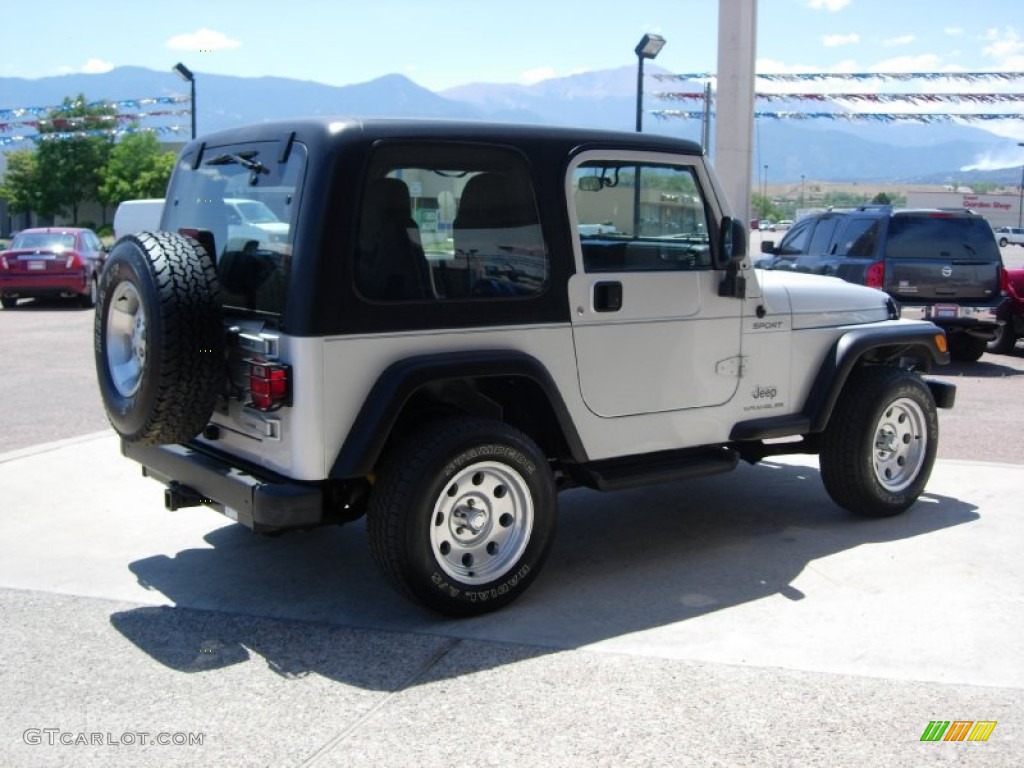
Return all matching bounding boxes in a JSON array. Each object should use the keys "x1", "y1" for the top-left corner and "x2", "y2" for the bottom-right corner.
[
  {"x1": 1, "y1": 297, "x2": 90, "y2": 312},
  {"x1": 110, "y1": 459, "x2": 979, "y2": 688},
  {"x1": 933, "y1": 357, "x2": 1024, "y2": 378}
]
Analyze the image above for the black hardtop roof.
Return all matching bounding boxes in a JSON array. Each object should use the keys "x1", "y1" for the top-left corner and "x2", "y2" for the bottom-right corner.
[{"x1": 182, "y1": 117, "x2": 705, "y2": 159}]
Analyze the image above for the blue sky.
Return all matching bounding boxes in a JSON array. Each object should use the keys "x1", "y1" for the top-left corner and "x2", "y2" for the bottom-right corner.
[{"x1": 2, "y1": 0, "x2": 1020, "y2": 90}]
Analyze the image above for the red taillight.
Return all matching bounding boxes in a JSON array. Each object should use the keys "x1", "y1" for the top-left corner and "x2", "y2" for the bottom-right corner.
[
  {"x1": 248, "y1": 359, "x2": 290, "y2": 411},
  {"x1": 865, "y1": 260, "x2": 885, "y2": 288},
  {"x1": 1000, "y1": 266, "x2": 1010, "y2": 294},
  {"x1": 0, "y1": 255, "x2": 8, "y2": 270},
  {"x1": 64, "y1": 252, "x2": 83, "y2": 269}
]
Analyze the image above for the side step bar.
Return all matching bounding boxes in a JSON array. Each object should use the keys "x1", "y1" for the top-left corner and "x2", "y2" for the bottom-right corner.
[{"x1": 567, "y1": 446, "x2": 739, "y2": 492}]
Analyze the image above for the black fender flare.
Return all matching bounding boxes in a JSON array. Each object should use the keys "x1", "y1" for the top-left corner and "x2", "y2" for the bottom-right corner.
[
  {"x1": 330, "y1": 350, "x2": 587, "y2": 478},
  {"x1": 731, "y1": 322, "x2": 953, "y2": 441}
]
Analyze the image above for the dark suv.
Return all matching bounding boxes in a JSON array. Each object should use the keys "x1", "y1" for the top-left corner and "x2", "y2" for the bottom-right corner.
[{"x1": 760, "y1": 206, "x2": 1005, "y2": 361}]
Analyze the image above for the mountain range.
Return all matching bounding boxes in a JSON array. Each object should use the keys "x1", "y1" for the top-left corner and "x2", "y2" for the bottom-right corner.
[{"x1": 1, "y1": 65, "x2": 1020, "y2": 185}]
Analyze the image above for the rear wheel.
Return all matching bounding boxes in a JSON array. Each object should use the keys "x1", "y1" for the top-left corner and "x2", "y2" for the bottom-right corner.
[
  {"x1": 94, "y1": 232, "x2": 223, "y2": 444},
  {"x1": 367, "y1": 418, "x2": 557, "y2": 616},
  {"x1": 986, "y1": 323, "x2": 1017, "y2": 355},
  {"x1": 820, "y1": 366, "x2": 938, "y2": 518},
  {"x1": 79, "y1": 276, "x2": 98, "y2": 308}
]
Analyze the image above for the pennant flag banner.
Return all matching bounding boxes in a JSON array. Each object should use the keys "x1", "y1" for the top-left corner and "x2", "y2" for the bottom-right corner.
[
  {"x1": 656, "y1": 71, "x2": 1024, "y2": 83},
  {"x1": 0, "y1": 125, "x2": 189, "y2": 147},
  {"x1": 0, "y1": 110, "x2": 193, "y2": 132},
  {"x1": 652, "y1": 110, "x2": 1024, "y2": 123},
  {"x1": 656, "y1": 92, "x2": 1024, "y2": 105},
  {"x1": 0, "y1": 96, "x2": 189, "y2": 120}
]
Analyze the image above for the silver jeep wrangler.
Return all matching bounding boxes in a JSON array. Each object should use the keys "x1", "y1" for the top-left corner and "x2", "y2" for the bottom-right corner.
[{"x1": 95, "y1": 119, "x2": 955, "y2": 615}]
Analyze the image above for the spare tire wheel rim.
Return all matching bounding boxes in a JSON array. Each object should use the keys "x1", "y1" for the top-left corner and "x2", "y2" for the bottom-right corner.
[{"x1": 106, "y1": 281, "x2": 147, "y2": 398}]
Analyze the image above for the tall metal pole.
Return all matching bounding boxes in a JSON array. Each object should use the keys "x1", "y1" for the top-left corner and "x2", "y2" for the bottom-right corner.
[
  {"x1": 190, "y1": 77, "x2": 196, "y2": 140},
  {"x1": 635, "y1": 55, "x2": 645, "y2": 133},
  {"x1": 1018, "y1": 142, "x2": 1023, "y2": 228}
]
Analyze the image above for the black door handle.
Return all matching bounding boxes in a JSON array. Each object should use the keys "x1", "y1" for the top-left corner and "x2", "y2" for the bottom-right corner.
[{"x1": 594, "y1": 281, "x2": 622, "y2": 312}]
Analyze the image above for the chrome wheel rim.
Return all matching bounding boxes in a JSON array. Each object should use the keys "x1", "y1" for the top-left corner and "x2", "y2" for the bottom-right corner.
[
  {"x1": 872, "y1": 397, "x2": 927, "y2": 492},
  {"x1": 105, "y1": 281, "x2": 147, "y2": 397},
  {"x1": 430, "y1": 460, "x2": 534, "y2": 585}
]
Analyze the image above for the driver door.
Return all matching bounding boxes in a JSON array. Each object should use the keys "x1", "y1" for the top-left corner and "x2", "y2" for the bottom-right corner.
[{"x1": 566, "y1": 151, "x2": 743, "y2": 418}]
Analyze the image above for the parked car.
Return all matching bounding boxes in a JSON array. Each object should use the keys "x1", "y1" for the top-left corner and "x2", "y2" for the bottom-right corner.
[
  {"x1": 994, "y1": 226, "x2": 1024, "y2": 248},
  {"x1": 760, "y1": 205, "x2": 1005, "y2": 361},
  {"x1": 989, "y1": 266, "x2": 1024, "y2": 354},
  {"x1": 94, "y1": 118, "x2": 954, "y2": 616},
  {"x1": 0, "y1": 227, "x2": 106, "y2": 309}
]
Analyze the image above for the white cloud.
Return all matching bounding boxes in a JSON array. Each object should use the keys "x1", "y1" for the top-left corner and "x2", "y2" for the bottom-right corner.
[
  {"x1": 518, "y1": 66, "x2": 557, "y2": 85},
  {"x1": 81, "y1": 58, "x2": 114, "y2": 74},
  {"x1": 165, "y1": 28, "x2": 241, "y2": 52},
  {"x1": 807, "y1": 0, "x2": 850, "y2": 11},
  {"x1": 883, "y1": 35, "x2": 915, "y2": 47},
  {"x1": 822, "y1": 33, "x2": 859, "y2": 47},
  {"x1": 868, "y1": 54, "x2": 942, "y2": 71},
  {"x1": 981, "y1": 26, "x2": 1023, "y2": 61},
  {"x1": 944, "y1": 27, "x2": 963, "y2": 36},
  {"x1": 57, "y1": 58, "x2": 115, "y2": 75}
]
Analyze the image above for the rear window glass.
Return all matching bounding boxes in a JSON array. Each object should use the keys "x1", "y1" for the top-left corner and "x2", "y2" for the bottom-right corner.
[
  {"x1": 886, "y1": 216, "x2": 1000, "y2": 261},
  {"x1": 164, "y1": 141, "x2": 306, "y2": 317},
  {"x1": 11, "y1": 232, "x2": 76, "y2": 250}
]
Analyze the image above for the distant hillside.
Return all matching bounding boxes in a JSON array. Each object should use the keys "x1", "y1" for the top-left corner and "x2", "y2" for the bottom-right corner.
[{"x1": 0, "y1": 65, "x2": 1015, "y2": 183}]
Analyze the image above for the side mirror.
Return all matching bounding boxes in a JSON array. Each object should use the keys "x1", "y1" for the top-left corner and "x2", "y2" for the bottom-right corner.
[
  {"x1": 760, "y1": 240, "x2": 776, "y2": 254},
  {"x1": 719, "y1": 216, "x2": 747, "y2": 266},
  {"x1": 718, "y1": 217, "x2": 748, "y2": 299}
]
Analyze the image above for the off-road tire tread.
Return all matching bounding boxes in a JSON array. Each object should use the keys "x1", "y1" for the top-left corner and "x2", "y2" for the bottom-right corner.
[
  {"x1": 820, "y1": 366, "x2": 938, "y2": 518},
  {"x1": 95, "y1": 231, "x2": 223, "y2": 444}
]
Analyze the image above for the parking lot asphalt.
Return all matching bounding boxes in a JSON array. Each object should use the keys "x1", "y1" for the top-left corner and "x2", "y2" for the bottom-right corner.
[{"x1": 1, "y1": 431, "x2": 1021, "y2": 766}]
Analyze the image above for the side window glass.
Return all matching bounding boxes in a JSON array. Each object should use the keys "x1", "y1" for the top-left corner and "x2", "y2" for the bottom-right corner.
[
  {"x1": 808, "y1": 218, "x2": 839, "y2": 255},
  {"x1": 356, "y1": 144, "x2": 548, "y2": 302},
  {"x1": 839, "y1": 219, "x2": 880, "y2": 258},
  {"x1": 571, "y1": 160, "x2": 712, "y2": 273},
  {"x1": 778, "y1": 220, "x2": 812, "y2": 254}
]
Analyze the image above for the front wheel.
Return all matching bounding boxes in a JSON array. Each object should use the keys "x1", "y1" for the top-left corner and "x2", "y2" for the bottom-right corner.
[
  {"x1": 948, "y1": 333, "x2": 987, "y2": 362},
  {"x1": 999, "y1": 237, "x2": 1009, "y2": 247},
  {"x1": 820, "y1": 367, "x2": 938, "y2": 517},
  {"x1": 367, "y1": 419, "x2": 557, "y2": 616}
]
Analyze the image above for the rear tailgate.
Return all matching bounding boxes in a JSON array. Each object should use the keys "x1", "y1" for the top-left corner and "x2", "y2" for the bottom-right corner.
[
  {"x1": 882, "y1": 214, "x2": 1003, "y2": 306},
  {"x1": 4, "y1": 249, "x2": 70, "y2": 275}
]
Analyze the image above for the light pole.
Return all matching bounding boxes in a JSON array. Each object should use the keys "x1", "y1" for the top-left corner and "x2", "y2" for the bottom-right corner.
[
  {"x1": 173, "y1": 62, "x2": 196, "y2": 140},
  {"x1": 1018, "y1": 142, "x2": 1024, "y2": 228},
  {"x1": 800, "y1": 174, "x2": 805, "y2": 210},
  {"x1": 762, "y1": 164, "x2": 768, "y2": 217},
  {"x1": 635, "y1": 34, "x2": 666, "y2": 133}
]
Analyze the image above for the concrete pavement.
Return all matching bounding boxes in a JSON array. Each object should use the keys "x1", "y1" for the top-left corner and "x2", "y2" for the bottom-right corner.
[{"x1": 1, "y1": 431, "x2": 1021, "y2": 766}]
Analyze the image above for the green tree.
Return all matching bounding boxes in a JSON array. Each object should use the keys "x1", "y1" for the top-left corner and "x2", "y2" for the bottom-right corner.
[
  {"x1": 871, "y1": 192, "x2": 892, "y2": 205},
  {"x1": 34, "y1": 94, "x2": 116, "y2": 223},
  {"x1": 0, "y1": 149, "x2": 42, "y2": 225},
  {"x1": 98, "y1": 131, "x2": 177, "y2": 207}
]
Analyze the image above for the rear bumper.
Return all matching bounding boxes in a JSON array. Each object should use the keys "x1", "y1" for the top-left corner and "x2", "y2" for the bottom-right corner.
[
  {"x1": 0, "y1": 272, "x2": 88, "y2": 297},
  {"x1": 122, "y1": 441, "x2": 324, "y2": 532},
  {"x1": 899, "y1": 303, "x2": 1001, "y2": 340}
]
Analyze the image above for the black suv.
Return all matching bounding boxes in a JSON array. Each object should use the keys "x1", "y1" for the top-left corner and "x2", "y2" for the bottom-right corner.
[{"x1": 760, "y1": 206, "x2": 1005, "y2": 361}]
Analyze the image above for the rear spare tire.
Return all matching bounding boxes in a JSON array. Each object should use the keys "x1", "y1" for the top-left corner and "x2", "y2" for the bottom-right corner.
[{"x1": 94, "y1": 231, "x2": 223, "y2": 444}]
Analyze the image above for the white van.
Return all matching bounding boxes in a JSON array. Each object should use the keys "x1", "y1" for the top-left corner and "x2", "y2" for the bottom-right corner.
[{"x1": 113, "y1": 199, "x2": 164, "y2": 239}]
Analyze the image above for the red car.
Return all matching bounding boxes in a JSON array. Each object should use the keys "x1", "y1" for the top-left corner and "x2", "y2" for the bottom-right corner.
[
  {"x1": 989, "y1": 266, "x2": 1024, "y2": 354},
  {"x1": 0, "y1": 227, "x2": 106, "y2": 309}
]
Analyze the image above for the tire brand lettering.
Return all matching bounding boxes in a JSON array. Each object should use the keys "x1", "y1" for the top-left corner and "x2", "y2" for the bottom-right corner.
[
  {"x1": 430, "y1": 564, "x2": 531, "y2": 602},
  {"x1": 444, "y1": 445, "x2": 536, "y2": 478}
]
